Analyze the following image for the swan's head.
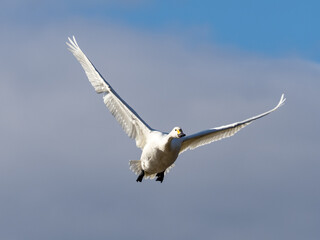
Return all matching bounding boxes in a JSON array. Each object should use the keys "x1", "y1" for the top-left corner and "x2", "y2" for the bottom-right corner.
[{"x1": 171, "y1": 127, "x2": 186, "y2": 138}]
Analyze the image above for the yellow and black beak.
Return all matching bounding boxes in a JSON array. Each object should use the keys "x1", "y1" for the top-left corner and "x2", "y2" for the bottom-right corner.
[{"x1": 177, "y1": 129, "x2": 186, "y2": 138}]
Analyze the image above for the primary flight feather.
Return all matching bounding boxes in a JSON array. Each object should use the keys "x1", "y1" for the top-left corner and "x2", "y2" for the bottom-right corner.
[{"x1": 67, "y1": 36, "x2": 286, "y2": 183}]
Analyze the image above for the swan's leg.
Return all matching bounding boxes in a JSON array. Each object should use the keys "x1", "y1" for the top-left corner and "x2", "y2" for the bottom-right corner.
[
  {"x1": 136, "y1": 170, "x2": 145, "y2": 182},
  {"x1": 156, "y1": 171, "x2": 165, "y2": 183}
]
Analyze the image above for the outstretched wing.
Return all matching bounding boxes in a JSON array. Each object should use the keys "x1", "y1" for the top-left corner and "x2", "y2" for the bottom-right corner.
[
  {"x1": 179, "y1": 94, "x2": 286, "y2": 154},
  {"x1": 66, "y1": 36, "x2": 153, "y2": 149}
]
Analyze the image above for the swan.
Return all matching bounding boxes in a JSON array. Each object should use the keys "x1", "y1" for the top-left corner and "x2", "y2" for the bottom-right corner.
[{"x1": 66, "y1": 36, "x2": 286, "y2": 183}]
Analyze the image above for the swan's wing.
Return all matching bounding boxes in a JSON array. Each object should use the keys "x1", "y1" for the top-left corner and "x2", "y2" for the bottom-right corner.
[
  {"x1": 66, "y1": 36, "x2": 153, "y2": 149},
  {"x1": 179, "y1": 94, "x2": 286, "y2": 154}
]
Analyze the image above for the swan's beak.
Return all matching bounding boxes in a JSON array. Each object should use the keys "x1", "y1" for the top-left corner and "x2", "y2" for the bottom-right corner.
[
  {"x1": 177, "y1": 129, "x2": 186, "y2": 138},
  {"x1": 179, "y1": 133, "x2": 186, "y2": 138}
]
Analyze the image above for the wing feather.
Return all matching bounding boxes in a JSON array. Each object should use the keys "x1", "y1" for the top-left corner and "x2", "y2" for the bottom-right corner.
[
  {"x1": 67, "y1": 36, "x2": 152, "y2": 149},
  {"x1": 180, "y1": 94, "x2": 286, "y2": 154}
]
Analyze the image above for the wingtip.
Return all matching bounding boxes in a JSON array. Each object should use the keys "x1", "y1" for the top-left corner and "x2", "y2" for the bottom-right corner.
[
  {"x1": 72, "y1": 35, "x2": 78, "y2": 46},
  {"x1": 277, "y1": 93, "x2": 286, "y2": 108},
  {"x1": 66, "y1": 35, "x2": 81, "y2": 52}
]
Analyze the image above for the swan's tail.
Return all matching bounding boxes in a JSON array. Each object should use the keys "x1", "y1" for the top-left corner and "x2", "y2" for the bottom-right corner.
[
  {"x1": 129, "y1": 160, "x2": 142, "y2": 175},
  {"x1": 128, "y1": 160, "x2": 156, "y2": 179}
]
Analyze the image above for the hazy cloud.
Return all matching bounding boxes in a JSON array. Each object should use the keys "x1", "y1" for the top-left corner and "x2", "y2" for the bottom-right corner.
[{"x1": 0, "y1": 21, "x2": 319, "y2": 240}]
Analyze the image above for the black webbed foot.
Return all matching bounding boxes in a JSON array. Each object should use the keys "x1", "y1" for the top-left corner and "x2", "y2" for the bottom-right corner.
[
  {"x1": 136, "y1": 170, "x2": 145, "y2": 182},
  {"x1": 156, "y1": 171, "x2": 165, "y2": 183}
]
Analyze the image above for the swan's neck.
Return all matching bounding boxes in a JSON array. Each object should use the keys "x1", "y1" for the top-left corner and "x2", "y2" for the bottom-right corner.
[{"x1": 164, "y1": 135, "x2": 174, "y2": 152}]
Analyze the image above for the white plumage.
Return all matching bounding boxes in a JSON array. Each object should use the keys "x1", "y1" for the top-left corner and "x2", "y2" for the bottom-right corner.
[{"x1": 67, "y1": 36, "x2": 286, "y2": 183}]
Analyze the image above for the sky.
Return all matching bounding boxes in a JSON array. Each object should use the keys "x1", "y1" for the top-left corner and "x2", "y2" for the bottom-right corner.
[{"x1": 1, "y1": 1, "x2": 320, "y2": 240}]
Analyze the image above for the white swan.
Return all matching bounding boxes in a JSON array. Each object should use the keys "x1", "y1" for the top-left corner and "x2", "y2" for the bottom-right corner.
[{"x1": 66, "y1": 36, "x2": 286, "y2": 183}]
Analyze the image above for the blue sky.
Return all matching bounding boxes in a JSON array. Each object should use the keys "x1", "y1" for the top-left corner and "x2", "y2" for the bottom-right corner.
[
  {"x1": 1, "y1": 1, "x2": 320, "y2": 240},
  {"x1": 3, "y1": 0, "x2": 320, "y2": 60}
]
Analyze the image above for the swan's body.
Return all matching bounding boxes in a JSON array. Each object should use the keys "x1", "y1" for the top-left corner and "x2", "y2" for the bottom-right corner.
[
  {"x1": 138, "y1": 130, "x2": 183, "y2": 176},
  {"x1": 67, "y1": 36, "x2": 286, "y2": 183}
]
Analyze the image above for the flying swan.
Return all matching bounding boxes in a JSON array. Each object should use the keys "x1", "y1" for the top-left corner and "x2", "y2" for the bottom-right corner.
[{"x1": 66, "y1": 36, "x2": 286, "y2": 183}]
